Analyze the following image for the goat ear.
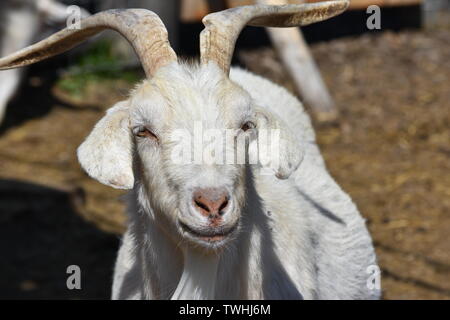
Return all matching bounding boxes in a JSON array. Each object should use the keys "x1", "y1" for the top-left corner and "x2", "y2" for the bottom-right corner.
[
  {"x1": 77, "y1": 101, "x2": 134, "y2": 189},
  {"x1": 249, "y1": 109, "x2": 303, "y2": 180}
]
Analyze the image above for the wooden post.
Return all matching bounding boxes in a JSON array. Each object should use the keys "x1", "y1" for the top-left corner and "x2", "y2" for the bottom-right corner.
[{"x1": 256, "y1": 0, "x2": 338, "y2": 122}]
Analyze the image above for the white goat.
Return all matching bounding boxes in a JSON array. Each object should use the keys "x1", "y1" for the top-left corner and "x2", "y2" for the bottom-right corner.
[
  {"x1": 0, "y1": 1, "x2": 380, "y2": 300},
  {"x1": 0, "y1": 0, "x2": 89, "y2": 123}
]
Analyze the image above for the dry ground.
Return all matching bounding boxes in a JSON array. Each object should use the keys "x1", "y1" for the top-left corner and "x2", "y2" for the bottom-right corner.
[{"x1": 0, "y1": 27, "x2": 449, "y2": 299}]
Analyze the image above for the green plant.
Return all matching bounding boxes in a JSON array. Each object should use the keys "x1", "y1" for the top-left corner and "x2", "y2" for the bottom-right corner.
[{"x1": 57, "y1": 40, "x2": 141, "y2": 96}]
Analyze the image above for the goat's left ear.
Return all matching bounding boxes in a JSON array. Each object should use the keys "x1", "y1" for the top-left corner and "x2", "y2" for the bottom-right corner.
[
  {"x1": 249, "y1": 109, "x2": 304, "y2": 180},
  {"x1": 77, "y1": 101, "x2": 134, "y2": 189}
]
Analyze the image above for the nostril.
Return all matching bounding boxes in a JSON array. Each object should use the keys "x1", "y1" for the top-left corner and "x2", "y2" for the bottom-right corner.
[
  {"x1": 218, "y1": 197, "x2": 229, "y2": 215},
  {"x1": 192, "y1": 188, "x2": 230, "y2": 217},
  {"x1": 194, "y1": 199, "x2": 210, "y2": 213}
]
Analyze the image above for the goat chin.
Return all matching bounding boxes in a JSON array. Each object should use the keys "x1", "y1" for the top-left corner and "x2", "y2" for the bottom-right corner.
[{"x1": 171, "y1": 248, "x2": 219, "y2": 300}]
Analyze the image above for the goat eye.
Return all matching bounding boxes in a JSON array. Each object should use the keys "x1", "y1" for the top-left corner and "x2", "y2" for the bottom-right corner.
[
  {"x1": 135, "y1": 127, "x2": 157, "y2": 140},
  {"x1": 241, "y1": 121, "x2": 256, "y2": 132}
]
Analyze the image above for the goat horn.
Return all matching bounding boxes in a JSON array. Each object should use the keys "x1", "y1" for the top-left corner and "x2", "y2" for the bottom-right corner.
[
  {"x1": 0, "y1": 9, "x2": 177, "y2": 77},
  {"x1": 200, "y1": 1, "x2": 349, "y2": 74}
]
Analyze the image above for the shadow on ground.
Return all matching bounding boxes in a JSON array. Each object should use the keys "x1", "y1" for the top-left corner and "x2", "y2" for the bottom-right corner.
[{"x1": 0, "y1": 179, "x2": 119, "y2": 299}]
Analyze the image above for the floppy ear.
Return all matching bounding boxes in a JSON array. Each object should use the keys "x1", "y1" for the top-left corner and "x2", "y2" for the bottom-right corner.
[
  {"x1": 249, "y1": 109, "x2": 303, "y2": 180},
  {"x1": 77, "y1": 101, "x2": 134, "y2": 189}
]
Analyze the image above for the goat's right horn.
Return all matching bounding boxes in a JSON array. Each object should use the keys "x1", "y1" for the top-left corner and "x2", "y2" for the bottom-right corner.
[
  {"x1": 200, "y1": 0, "x2": 349, "y2": 74},
  {"x1": 0, "y1": 9, "x2": 177, "y2": 77}
]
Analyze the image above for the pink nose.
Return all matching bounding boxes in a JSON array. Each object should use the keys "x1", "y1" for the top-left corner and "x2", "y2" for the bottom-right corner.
[{"x1": 193, "y1": 188, "x2": 230, "y2": 220}]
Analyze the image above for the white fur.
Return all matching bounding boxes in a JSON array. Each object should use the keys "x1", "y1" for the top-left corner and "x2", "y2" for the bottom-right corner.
[
  {"x1": 77, "y1": 62, "x2": 380, "y2": 300},
  {"x1": 171, "y1": 250, "x2": 219, "y2": 300}
]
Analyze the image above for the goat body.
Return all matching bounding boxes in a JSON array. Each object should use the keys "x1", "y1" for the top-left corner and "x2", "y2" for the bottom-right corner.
[{"x1": 111, "y1": 65, "x2": 380, "y2": 300}]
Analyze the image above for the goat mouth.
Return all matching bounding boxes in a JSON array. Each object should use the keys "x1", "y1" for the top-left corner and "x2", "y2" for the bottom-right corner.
[{"x1": 178, "y1": 221, "x2": 237, "y2": 243}]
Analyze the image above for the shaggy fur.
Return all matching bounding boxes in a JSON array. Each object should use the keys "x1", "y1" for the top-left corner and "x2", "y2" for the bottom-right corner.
[{"x1": 77, "y1": 62, "x2": 380, "y2": 300}]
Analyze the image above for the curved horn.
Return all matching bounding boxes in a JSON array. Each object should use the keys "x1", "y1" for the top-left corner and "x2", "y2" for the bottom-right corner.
[
  {"x1": 200, "y1": 1, "x2": 349, "y2": 74},
  {"x1": 0, "y1": 9, "x2": 177, "y2": 77}
]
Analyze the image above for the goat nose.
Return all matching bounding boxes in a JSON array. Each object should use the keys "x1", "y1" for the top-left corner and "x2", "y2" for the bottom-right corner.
[{"x1": 193, "y1": 188, "x2": 230, "y2": 218}]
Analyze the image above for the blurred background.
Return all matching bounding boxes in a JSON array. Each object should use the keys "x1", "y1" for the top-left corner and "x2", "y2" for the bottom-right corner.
[{"x1": 0, "y1": 0, "x2": 448, "y2": 299}]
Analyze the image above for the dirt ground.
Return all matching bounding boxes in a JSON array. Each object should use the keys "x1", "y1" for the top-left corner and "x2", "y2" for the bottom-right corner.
[{"x1": 0, "y1": 27, "x2": 449, "y2": 299}]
